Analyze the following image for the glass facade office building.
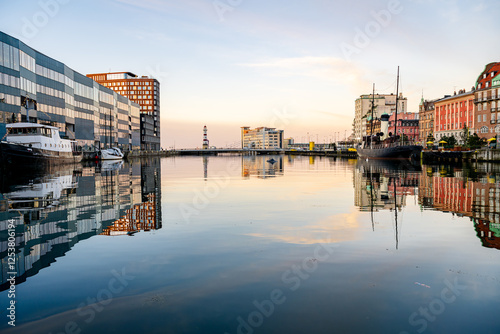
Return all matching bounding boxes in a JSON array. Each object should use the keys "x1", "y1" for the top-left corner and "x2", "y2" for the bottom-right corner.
[{"x1": 0, "y1": 31, "x2": 140, "y2": 150}]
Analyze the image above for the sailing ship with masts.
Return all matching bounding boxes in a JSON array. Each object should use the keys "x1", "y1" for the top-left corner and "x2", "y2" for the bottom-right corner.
[{"x1": 357, "y1": 67, "x2": 423, "y2": 160}]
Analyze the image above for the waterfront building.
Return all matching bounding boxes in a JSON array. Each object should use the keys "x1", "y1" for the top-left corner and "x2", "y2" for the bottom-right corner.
[
  {"x1": 87, "y1": 72, "x2": 161, "y2": 150},
  {"x1": 0, "y1": 31, "x2": 140, "y2": 151},
  {"x1": 241, "y1": 126, "x2": 284, "y2": 149},
  {"x1": 434, "y1": 90, "x2": 475, "y2": 141},
  {"x1": 473, "y1": 62, "x2": 500, "y2": 139},
  {"x1": 353, "y1": 93, "x2": 407, "y2": 142},
  {"x1": 387, "y1": 112, "x2": 419, "y2": 141},
  {"x1": 419, "y1": 98, "x2": 439, "y2": 142},
  {"x1": 283, "y1": 137, "x2": 294, "y2": 149}
]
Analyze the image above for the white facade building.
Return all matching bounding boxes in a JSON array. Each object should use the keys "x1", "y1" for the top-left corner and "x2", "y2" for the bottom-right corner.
[
  {"x1": 353, "y1": 93, "x2": 407, "y2": 142},
  {"x1": 241, "y1": 127, "x2": 284, "y2": 149}
]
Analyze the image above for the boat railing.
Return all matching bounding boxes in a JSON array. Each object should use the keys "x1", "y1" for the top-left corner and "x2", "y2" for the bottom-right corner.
[
  {"x1": 5, "y1": 140, "x2": 42, "y2": 147},
  {"x1": 363, "y1": 140, "x2": 420, "y2": 150}
]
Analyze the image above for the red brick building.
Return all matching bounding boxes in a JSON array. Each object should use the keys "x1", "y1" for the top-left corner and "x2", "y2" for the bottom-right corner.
[
  {"x1": 87, "y1": 72, "x2": 161, "y2": 150},
  {"x1": 434, "y1": 90, "x2": 474, "y2": 141},
  {"x1": 388, "y1": 112, "x2": 419, "y2": 141}
]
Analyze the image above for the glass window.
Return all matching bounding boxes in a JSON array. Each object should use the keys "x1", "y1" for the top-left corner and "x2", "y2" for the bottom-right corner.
[
  {"x1": 3, "y1": 43, "x2": 11, "y2": 69},
  {"x1": 12, "y1": 47, "x2": 19, "y2": 71}
]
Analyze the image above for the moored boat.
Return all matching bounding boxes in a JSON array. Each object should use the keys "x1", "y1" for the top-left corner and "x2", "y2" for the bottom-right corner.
[
  {"x1": 357, "y1": 67, "x2": 422, "y2": 160},
  {"x1": 0, "y1": 123, "x2": 82, "y2": 164},
  {"x1": 357, "y1": 142, "x2": 422, "y2": 159}
]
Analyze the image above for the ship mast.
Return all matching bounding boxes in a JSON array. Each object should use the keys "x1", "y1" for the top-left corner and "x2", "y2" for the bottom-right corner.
[
  {"x1": 370, "y1": 83, "x2": 375, "y2": 149},
  {"x1": 394, "y1": 66, "x2": 400, "y2": 142}
]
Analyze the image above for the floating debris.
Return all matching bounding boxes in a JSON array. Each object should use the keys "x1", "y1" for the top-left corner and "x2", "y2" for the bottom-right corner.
[{"x1": 414, "y1": 282, "x2": 431, "y2": 288}]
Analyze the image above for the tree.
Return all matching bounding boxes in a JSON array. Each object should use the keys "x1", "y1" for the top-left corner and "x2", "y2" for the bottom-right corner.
[
  {"x1": 467, "y1": 133, "x2": 486, "y2": 149},
  {"x1": 460, "y1": 126, "x2": 469, "y2": 146},
  {"x1": 441, "y1": 135, "x2": 457, "y2": 148}
]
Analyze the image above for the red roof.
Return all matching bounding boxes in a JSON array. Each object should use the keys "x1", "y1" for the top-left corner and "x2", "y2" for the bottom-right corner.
[{"x1": 476, "y1": 62, "x2": 500, "y2": 89}]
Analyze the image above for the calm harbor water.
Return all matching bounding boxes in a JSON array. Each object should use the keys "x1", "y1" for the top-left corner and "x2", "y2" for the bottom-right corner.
[{"x1": 1, "y1": 155, "x2": 499, "y2": 334}]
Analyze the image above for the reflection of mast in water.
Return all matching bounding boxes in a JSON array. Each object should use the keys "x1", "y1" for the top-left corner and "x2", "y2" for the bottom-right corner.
[
  {"x1": 369, "y1": 164, "x2": 375, "y2": 232},
  {"x1": 394, "y1": 175, "x2": 399, "y2": 250}
]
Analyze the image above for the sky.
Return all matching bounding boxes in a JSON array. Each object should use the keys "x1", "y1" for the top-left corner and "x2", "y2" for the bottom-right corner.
[{"x1": 0, "y1": 0, "x2": 499, "y2": 148}]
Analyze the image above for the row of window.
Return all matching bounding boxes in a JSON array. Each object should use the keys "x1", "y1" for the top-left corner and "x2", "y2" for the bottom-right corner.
[
  {"x1": 477, "y1": 101, "x2": 498, "y2": 111},
  {"x1": 0, "y1": 92, "x2": 20, "y2": 106},
  {"x1": 21, "y1": 77, "x2": 36, "y2": 95},
  {"x1": 103, "y1": 81, "x2": 157, "y2": 90},
  {"x1": 35, "y1": 63, "x2": 68, "y2": 86},
  {"x1": 38, "y1": 103, "x2": 74, "y2": 118},
  {"x1": 37, "y1": 83, "x2": 64, "y2": 100},
  {"x1": 0, "y1": 42, "x2": 20, "y2": 71},
  {"x1": 19, "y1": 50, "x2": 36, "y2": 73},
  {"x1": 477, "y1": 89, "x2": 499, "y2": 99},
  {"x1": 438, "y1": 122, "x2": 472, "y2": 130},
  {"x1": 0, "y1": 72, "x2": 20, "y2": 89},
  {"x1": 438, "y1": 101, "x2": 473, "y2": 112},
  {"x1": 440, "y1": 112, "x2": 472, "y2": 120},
  {"x1": 74, "y1": 100, "x2": 98, "y2": 113},
  {"x1": 75, "y1": 82, "x2": 97, "y2": 100},
  {"x1": 99, "y1": 90, "x2": 114, "y2": 105}
]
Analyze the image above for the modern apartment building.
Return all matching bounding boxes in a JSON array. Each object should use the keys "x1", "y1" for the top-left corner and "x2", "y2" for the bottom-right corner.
[
  {"x1": 473, "y1": 62, "x2": 500, "y2": 139},
  {"x1": 434, "y1": 90, "x2": 474, "y2": 141},
  {"x1": 87, "y1": 72, "x2": 161, "y2": 150},
  {"x1": 0, "y1": 31, "x2": 140, "y2": 151},
  {"x1": 354, "y1": 93, "x2": 407, "y2": 142},
  {"x1": 241, "y1": 126, "x2": 284, "y2": 149}
]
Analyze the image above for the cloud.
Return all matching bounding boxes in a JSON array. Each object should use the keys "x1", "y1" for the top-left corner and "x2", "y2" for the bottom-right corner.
[
  {"x1": 246, "y1": 209, "x2": 361, "y2": 245},
  {"x1": 240, "y1": 56, "x2": 366, "y2": 85}
]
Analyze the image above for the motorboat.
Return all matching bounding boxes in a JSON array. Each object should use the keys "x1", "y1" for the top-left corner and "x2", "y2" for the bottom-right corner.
[{"x1": 0, "y1": 122, "x2": 82, "y2": 164}]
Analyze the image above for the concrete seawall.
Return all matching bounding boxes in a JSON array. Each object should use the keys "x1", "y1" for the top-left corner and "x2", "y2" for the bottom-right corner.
[{"x1": 422, "y1": 149, "x2": 500, "y2": 164}]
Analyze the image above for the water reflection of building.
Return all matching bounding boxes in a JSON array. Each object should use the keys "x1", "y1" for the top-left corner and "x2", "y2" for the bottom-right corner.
[
  {"x1": 475, "y1": 219, "x2": 500, "y2": 249},
  {"x1": 0, "y1": 159, "x2": 162, "y2": 291},
  {"x1": 418, "y1": 165, "x2": 500, "y2": 250},
  {"x1": 242, "y1": 155, "x2": 284, "y2": 178},
  {"x1": 353, "y1": 160, "x2": 420, "y2": 212},
  {"x1": 101, "y1": 158, "x2": 162, "y2": 236},
  {"x1": 100, "y1": 193, "x2": 159, "y2": 236}
]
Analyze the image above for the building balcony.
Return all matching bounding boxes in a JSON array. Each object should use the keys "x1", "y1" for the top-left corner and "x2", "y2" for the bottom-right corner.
[
  {"x1": 491, "y1": 120, "x2": 496, "y2": 124},
  {"x1": 492, "y1": 107, "x2": 497, "y2": 112}
]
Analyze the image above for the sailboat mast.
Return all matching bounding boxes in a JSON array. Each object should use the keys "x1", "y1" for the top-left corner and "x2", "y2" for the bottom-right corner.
[
  {"x1": 394, "y1": 176, "x2": 398, "y2": 250},
  {"x1": 370, "y1": 83, "x2": 375, "y2": 149},
  {"x1": 394, "y1": 66, "x2": 400, "y2": 141}
]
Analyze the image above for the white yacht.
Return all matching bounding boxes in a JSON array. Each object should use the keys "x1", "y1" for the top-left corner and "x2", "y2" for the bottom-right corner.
[{"x1": 0, "y1": 123, "x2": 82, "y2": 164}]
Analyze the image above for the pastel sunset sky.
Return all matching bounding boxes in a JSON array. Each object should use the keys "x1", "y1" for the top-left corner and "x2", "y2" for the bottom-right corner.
[{"x1": 1, "y1": 0, "x2": 499, "y2": 148}]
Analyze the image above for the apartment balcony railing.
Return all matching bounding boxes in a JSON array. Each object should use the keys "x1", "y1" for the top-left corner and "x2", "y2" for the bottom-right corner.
[{"x1": 491, "y1": 107, "x2": 497, "y2": 112}]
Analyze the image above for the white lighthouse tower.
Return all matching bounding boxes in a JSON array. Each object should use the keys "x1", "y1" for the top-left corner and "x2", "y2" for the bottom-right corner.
[{"x1": 203, "y1": 125, "x2": 209, "y2": 149}]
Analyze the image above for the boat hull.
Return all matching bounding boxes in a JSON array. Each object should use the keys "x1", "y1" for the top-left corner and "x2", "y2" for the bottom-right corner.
[
  {"x1": 357, "y1": 145, "x2": 422, "y2": 160},
  {"x1": 0, "y1": 141, "x2": 82, "y2": 165}
]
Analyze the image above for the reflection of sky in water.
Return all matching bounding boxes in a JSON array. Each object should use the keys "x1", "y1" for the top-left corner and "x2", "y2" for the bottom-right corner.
[{"x1": 2, "y1": 156, "x2": 500, "y2": 334}]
